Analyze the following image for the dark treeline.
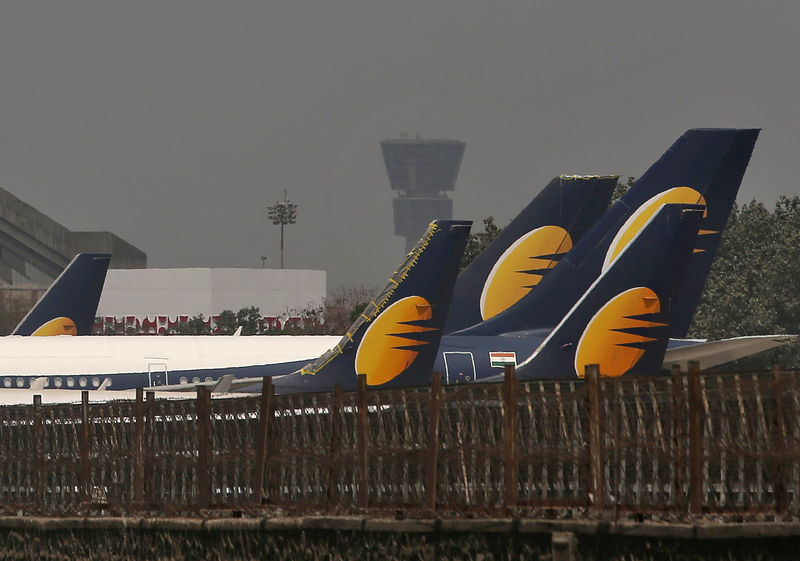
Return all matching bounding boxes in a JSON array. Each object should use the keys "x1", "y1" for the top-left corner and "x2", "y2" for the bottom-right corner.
[{"x1": 689, "y1": 196, "x2": 800, "y2": 369}]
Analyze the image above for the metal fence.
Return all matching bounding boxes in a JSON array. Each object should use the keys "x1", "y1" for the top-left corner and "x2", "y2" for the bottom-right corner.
[{"x1": 0, "y1": 363, "x2": 798, "y2": 518}]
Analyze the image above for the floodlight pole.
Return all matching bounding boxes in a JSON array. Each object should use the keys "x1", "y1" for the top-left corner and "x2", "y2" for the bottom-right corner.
[
  {"x1": 279, "y1": 220, "x2": 285, "y2": 269},
  {"x1": 267, "y1": 190, "x2": 298, "y2": 269}
]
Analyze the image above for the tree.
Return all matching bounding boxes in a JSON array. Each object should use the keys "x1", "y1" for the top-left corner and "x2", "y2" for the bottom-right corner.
[
  {"x1": 174, "y1": 314, "x2": 211, "y2": 335},
  {"x1": 460, "y1": 216, "x2": 502, "y2": 272},
  {"x1": 216, "y1": 309, "x2": 238, "y2": 335},
  {"x1": 689, "y1": 197, "x2": 800, "y2": 369},
  {"x1": 236, "y1": 306, "x2": 262, "y2": 335},
  {"x1": 610, "y1": 176, "x2": 635, "y2": 205}
]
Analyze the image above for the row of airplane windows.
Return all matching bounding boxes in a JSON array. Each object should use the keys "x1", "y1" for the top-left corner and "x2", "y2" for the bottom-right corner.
[
  {"x1": 3, "y1": 376, "x2": 109, "y2": 389},
  {"x1": 1, "y1": 375, "x2": 215, "y2": 389}
]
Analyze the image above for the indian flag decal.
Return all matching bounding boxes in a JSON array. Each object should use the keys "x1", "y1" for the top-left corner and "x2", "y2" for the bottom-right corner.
[{"x1": 489, "y1": 351, "x2": 517, "y2": 368}]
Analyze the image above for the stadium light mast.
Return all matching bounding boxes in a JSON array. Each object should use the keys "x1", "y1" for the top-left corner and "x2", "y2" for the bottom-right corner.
[{"x1": 267, "y1": 190, "x2": 298, "y2": 269}]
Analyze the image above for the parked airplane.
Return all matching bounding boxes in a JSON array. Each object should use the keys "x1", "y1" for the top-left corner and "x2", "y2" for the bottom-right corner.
[
  {"x1": 276, "y1": 128, "x2": 794, "y2": 390},
  {"x1": 445, "y1": 128, "x2": 795, "y2": 370},
  {"x1": 0, "y1": 221, "x2": 471, "y2": 390},
  {"x1": 276, "y1": 203, "x2": 705, "y2": 392},
  {"x1": 0, "y1": 174, "x2": 619, "y2": 390},
  {"x1": 0, "y1": 130, "x2": 789, "y2": 392},
  {"x1": 11, "y1": 253, "x2": 110, "y2": 336}
]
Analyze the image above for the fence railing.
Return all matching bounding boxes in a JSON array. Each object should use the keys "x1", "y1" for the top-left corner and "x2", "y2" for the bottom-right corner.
[{"x1": 0, "y1": 363, "x2": 798, "y2": 518}]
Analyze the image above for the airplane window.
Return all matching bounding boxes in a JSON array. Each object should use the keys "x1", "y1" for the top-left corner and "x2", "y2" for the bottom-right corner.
[
  {"x1": 192, "y1": 377, "x2": 201, "y2": 384},
  {"x1": 79, "y1": 377, "x2": 87, "y2": 388},
  {"x1": 103, "y1": 378, "x2": 111, "y2": 388},
  {"x1": 44, "y1": 379, "x2": 50, "y2": 388},
  {"x1": 67, "y1": 378, "x2": 75, "y2": 388},
  {"x1": 205, "y1": 377, "x2": 212, "y2": 382},
  {"x1": 180, "y1": 377, "x2": 188, "y2": 384},
  {"x1": 54, "y1": 378, "x2": 63, "y2": 388},
  {"x1": 16, "y1": 378, "x2": 23, "y2": 388},
  {"x1": 91, "y1": 377, "x2": 100, "y2": 388},
  {"x1": 3, "y1": 378, "x2": 10, "y2": 388}
]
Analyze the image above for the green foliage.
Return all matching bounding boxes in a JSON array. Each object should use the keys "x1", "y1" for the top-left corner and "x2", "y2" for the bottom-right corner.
[
  {"x1": 216, "y1": 309, "x2": 238, "y2": 335},
  {"x1": 236, "y1": 306, "x2": 262, "y2": 335},
  {"x1": 460, "y1": 216, "x2": 502, "y2": 272},
  {"x1": 174, "y1": 314, "x2": 211, "y2": 335},
  {"x1": 610, "y1": 176, "x2": 635, "y2": 205},
  {"x1": 321, "y1": 285, "x2": 378, "y2": 334},
  {"x1": 349, "y1": 302, "x2": 368, "y2": 323},
  {"x1": 688, "y1": 197, "x2": 800, "y2": 369}
]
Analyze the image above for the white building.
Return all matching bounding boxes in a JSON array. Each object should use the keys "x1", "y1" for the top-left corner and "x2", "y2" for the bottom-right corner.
[{"x1": 95, "y1": 268, "x2": 326, "y2": 333}]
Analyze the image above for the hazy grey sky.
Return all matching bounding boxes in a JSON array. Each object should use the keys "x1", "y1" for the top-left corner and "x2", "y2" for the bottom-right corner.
[{"x1": 1, "y1": 2, "x2": 798, "y2": 289}]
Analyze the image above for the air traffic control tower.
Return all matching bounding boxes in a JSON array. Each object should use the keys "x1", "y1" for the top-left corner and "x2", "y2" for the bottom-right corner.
[{"x1": 381, "y1": 136, "x2": 465, "y2": 252}]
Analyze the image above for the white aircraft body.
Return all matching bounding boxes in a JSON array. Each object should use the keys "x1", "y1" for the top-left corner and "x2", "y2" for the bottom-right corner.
[
  {"x1": 0, "y1": 331, "x2": 792, "y2": 392},
  {"x1": 0, "y1": 335, "x2": 339, "y2": 390}
]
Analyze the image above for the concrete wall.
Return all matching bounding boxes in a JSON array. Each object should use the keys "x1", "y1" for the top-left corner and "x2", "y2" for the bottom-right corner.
[
  {"x1": 1, "y1": 517, "x2": 798, "y2": 561},
  {"x1": 71, "y1": 231, "x2": 147, "y2": 269},
  {"x1": 0, "y1": 185, "x2": 147, "y2": 284},
  {"x1": 96, "y1": 268, "x2": 326, "y2": 317}
]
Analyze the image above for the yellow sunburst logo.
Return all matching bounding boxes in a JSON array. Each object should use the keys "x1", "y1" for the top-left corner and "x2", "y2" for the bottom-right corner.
[
  {"x1": 355, "y1": 296, "x2": 437, "y2": 386},
  {"x1": 574, "y1": 287, "x2": 666, "y2": 377},
  {"x1": 480, "y1": 225, "x2": 572, "y2": 320},
  {"x1": 32, "y1": 317, "x2": 77, "y2": 336},
  {"x1": 603, "y1": 187, "x2": 707, "y2": 271}
]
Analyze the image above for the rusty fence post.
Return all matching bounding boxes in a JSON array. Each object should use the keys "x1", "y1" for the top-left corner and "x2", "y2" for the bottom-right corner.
[
  {"x1": 687, "y1": 361, "x2": 703, "y2": 515},
  {"x1": 134, "y1": 387, "x2": 145, "y2": 507},
  {"x1": 772, "y1": 365, "x2": 788, "y2": 515},
  {"x1": 327, "y1": 384, "x2": 343, "y2": 510},
  {"x1": 585, "y1": 364, "x2": 604, "y2": 510},
  {"x1": 425, "y1": 371, "x2": 442, "y2": 511},
  {"x1": 79, "y1": 391, "x2": 90, "y2": 509},
  {"x1": 33, "y1": 394, "x2": 44, "y2": 512},
  {"x1": 253, "y1": 376, "x2": 273, "y2": 507},
  {"x1": 145, "y1": 391, "x2": 155, "y2": 508},
  {"x1": 671, "y1": 364, "x2": 686, "y2": 512},
  {"x1": 196, "y1": 386, "x2": 212, "y2": 509},
  {"x1": 503, "y1": 364, "x2": 518, "y2": 509},
  {"x1": 357, "y1": 374, "x2": 369, "y2": 510}
]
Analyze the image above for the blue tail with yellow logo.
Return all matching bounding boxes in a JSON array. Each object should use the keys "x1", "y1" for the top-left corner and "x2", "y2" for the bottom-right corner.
[
  {"x1": 456, "y1": 128, "x2": 759, "y2": 338},
  {"x1": 444, "y1": 175, "x2": 617, "y2": 334},
  {"x1": 12, "y1": 253, "x2": 111, "y2": 336},
  {"x1": 515, "y1": 203, "x2": 703, "y2": 380},
  {"x1": 667, "y1": 130, "x2": 758, "y2": 336},
  {"x1": 274, "y1": 220, "x2": 472, "y2": 393}
]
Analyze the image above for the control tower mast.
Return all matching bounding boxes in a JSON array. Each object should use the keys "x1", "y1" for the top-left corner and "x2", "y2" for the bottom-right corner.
[{"x1": 381, "y1": 136, "x2": 465, "y2": 252}]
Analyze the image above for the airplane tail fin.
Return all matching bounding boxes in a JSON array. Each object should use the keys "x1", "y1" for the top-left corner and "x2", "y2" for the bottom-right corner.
[
  {"x1": 12, "y1": 253, "x2": 111, "y2": 336},
  {"x1": 456, "y1": 128, "x2": 759, "y2": 337},
  {"x1": 516, "y1": 203, "x2": 704, "y2": 380},
  {"x1": 668, "y1": 130, "x2": 759, "y2": 336},
  {"x1": 444, "y1": 175, "x2": 616, "y2": 333},
  {"x1": 274, "y1": 220, "x2": 472, "y2": 393}
]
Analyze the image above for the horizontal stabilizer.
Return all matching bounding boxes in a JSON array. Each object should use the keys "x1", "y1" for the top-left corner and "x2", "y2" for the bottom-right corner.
[{"x1": 663, "y1": 335, "x2": 798, "y2": 371}]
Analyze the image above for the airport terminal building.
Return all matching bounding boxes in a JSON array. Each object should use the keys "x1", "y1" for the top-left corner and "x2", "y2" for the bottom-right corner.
[
  {"x1": 96, "y1": 268, "x2": 326, "y2": 334},
  {"x1": 0, "y1": 185, "x2": 326, "y2": 332}
]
